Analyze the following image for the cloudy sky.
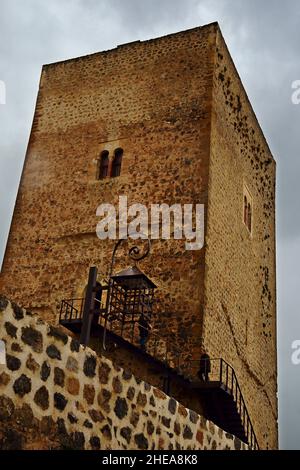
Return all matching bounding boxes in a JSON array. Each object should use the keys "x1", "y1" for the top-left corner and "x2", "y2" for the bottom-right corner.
[{"x1": 0, "y1": 0, "x2": 299, "y2": 449}]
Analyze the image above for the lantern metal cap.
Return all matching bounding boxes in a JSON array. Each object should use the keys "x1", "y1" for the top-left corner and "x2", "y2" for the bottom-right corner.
[{"x1": 111, "y1": 265, "x2": 157, "y2": 289}]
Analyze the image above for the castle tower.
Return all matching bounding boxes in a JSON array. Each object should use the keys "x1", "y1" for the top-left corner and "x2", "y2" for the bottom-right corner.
[{"x1": 0, "y1": 23, "x2": 277, "y2": 448}]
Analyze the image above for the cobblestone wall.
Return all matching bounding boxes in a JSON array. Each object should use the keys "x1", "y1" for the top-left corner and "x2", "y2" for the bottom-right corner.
[{"x1": 0, "y1": 296, "x2": 247, "y2": 450}]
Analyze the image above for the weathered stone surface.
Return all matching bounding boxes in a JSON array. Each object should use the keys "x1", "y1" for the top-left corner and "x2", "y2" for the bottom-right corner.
[
  {"x1": 13, "y1": 403, "x2": 34, "y2": 427},
  {"x1": 83, "y1": 384, "x2": 95, "y2": 405},
  {"x1": 196, "y1": 430, "x2": 204, "y2": 445},
  {"x1": 98, "y1": 361, "x2": 110, "y2": 384},
  {"x1": 178, "y1": 404, "x2": 188, "y2": 417},
  {"x1": 46, "y1": 344, "x2": 61, "y2": 360},
  {"x1": 12, "y1": 302, "x2": 24, "y2": 320},
  {"x1": 234, "y1": 437, "x2": 242, "y2": 450},
  {"x1": 21, "y1": 326, "x2": 43, "y2": 353},
  {"x1": 122, "y1": 370, "x2": 132, "y2": 381},
  {"x1": 101, "y1": 424, "x2": 112, "y2": 440},
  {"x1": 134, "y1": 433, "x2": 148, "y2": 450},
  {"x1": 0, "y1": 295, "x2": 9, "y2": 311},
  {"x1": 6, "y1": 354, "x2": 21, "y2": 371},
  {"x1": 174, "y1": 421, "x2": 181, "y2": 436},
  {"x1": 83, "y1": 419, "x2": 93, "y2": 429},
  {"x1": 54, "y1": 367, "x2": 65, "y2": 387},
  {"x1": 11, "y1": 342, "x2": 23, "y2": 352},
  {"x1": 67, "y1": 412, "x2": 78, "y2": 424},
  {"x1": 168, "y1": 398, "x2": 177, "y2": 415},
  {"x1": 4, "y1": 321, "x2": 17, "y2": 338},
  {"x1": 119, "y1": 426, "x2": 131, "y2": 444},
  {"x1": 127, "y1": 386, "x2": 135, "y2": 401},
  {"x1": 83, "y1": 354, "x2": 96, "y2": 377},
  {"x1": 48, "y1": 325, "x2": 68, "y2": 345},
  {"x1": 13, "y1": 374, "x2": 32, "y2": 397},
  {"x1": 98, "y1": 388, "x2": 112, "y2": 413},
  {"x1": 66, "y1": 356, "x2": 78, "y2": 373},
  {"x1": 89, "y1": 409, "x2": 104, "y2": 423},
  {"x1": 0, "y1": 395, "x2": 15, "y2": 420},
  {"x1": 67, "y1": 377, "x2": 80, "y2": 395},
  {"x1": 54, "y1": 392, "x2": 68, "y2": 411},
  {"x1": 147, "y1": 421, "x2": 155, "y2": 435},
  {"x1": 153, "y1": 388, "x2": 167, "y2": 400},
  {"x1": 26, "y1": 353, "x2": 40, "y2": 372},
  {"x1": 137, "y1": 391, "x2": 147, "y2": 407},
  {"x1": 40, "y1": 415, "x2": 56, "y2": 435},
  {"x1": 34, "y1": 386, "x2": 49, "y2": 410},
  {"x1": 130, "y1": 410, "x2": 139, "y2": 427},
  {"x1": 0, "y1": 371, "x2": 10, "y2": 387},
  {"x1": 40, "y1": 361, "x2": 51, "y2": 381},
  {"x1": 0, "y1": 429, "x2": 22, "y2": 450},
  {"x1": 162, "y1": 416, "x2": 171, "y2": 429},
  {"x1": 189, "y1": 409, "x2": 198, "y2": 424},
  {"x1": 70, "y1": 338, "x2": 80, "y2": 352},
  {"x1": 114, "y1": 397, "x2": 128, "y2": 419},
  {"x1": 112, "y1": 376, "x2": 122, "y2": 393},
  {"x1": 70, "y1": 431, "x2": 85, "y2": 450},
  {"x1": 183, "y1": 425, "x2": 193, "y2": 440},
  {"x1": 90, "y1": 436, "x2": 101, "y2": 449}
]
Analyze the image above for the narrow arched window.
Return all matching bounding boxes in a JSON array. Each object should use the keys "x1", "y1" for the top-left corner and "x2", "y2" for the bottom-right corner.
[
  {"x1": 247, "y1": 203, "x2": 252, "y2": 233},
  {"x1": 98, "y1": 151, "x2": 109, "y2": 179},
  {"x1": 111, "y1": 148, "x2": 123, "y2": 178},
  {"x1": 244, "y1": 196, "x2": 248, "y2": 225}
]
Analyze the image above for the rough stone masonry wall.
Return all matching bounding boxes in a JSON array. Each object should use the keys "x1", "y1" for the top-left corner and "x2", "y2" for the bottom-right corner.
[
  {"x1": 202, "y1": 29, "x2": 277, "y2": 449},
  {"x1": 0, "y1": 24, "x2": 217, "y2": 364},
  {"x1": 0, "y1": 296, "x2": 247, "y2": 450}
]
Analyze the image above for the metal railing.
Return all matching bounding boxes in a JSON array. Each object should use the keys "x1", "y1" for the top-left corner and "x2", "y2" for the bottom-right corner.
[
  {"x1": 59, "y1": 298, "x2": 84, "y2": 322},
  {"x1": 59, "y1": 298, "x2": 258, "y2": 449},
  {"x1": 59, "y1": 297, "x2": 182, "y2": 370},
  {"x1": 185, "y1": 358, "x2": 259, "y2": 450}
]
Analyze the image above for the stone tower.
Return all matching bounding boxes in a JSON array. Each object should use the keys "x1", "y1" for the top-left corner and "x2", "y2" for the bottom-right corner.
[{"x1": 0, "y1": 23, "x2": 277, "y2": 448}]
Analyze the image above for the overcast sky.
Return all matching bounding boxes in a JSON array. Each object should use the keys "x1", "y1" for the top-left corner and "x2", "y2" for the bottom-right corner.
[{"x1": 0, "y1": 0, "x2": 299, "y2": 449}]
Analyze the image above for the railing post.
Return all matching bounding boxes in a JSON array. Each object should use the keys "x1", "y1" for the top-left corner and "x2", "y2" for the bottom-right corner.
[
  {"x1": 219, "y1": 359, "x2": 223, "y2": 383},
  {"x1": 80, "y1": 266, "x2": 98, "y2": 346}
]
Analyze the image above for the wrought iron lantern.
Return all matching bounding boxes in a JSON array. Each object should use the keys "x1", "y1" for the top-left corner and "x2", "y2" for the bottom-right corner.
[{"x1": 109, "y1": 265, "x2": 157, "y2": 327}]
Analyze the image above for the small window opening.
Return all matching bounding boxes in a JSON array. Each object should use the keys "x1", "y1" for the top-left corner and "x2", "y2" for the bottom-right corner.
[
  {"x1": 111, "y1": 148, "x2": 123, "y2": 178},
  {"x1": 98, "y1": 151, "x2": 109, "y2": 179}
]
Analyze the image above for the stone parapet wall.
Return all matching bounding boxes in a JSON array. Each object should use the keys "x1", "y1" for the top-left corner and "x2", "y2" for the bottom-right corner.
[{"x1": 0, "y1": 296, "x2": 247, "y2": 450}]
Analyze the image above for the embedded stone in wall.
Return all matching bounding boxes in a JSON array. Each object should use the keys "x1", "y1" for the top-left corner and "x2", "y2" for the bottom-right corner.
[
  {"x1": 114, "y1": 397, "x2": 128, "y2": 419},
  {"x1": 83, "y1": 384, "x2": 95, "y2": 405},
  {"x1": 66, "y1": 356, "x2": 78, "y2": 373},
  {"x1": 47, "y1": 325, "x2": 68, "y2": 345},
  {"x1": 40, "y1": 361, "x2": 51, "y2": 381},
  {"x1": 34, "y1": 386, "x2": 49, "y2": 410},
  {"x1": 4, "y1": 321, "x2": 17, "y2": 338},
  {"x1": 21, "y1": 326, "x2": 43, "y2": 353},
  {"x1": 26, "y1": 354, "x2": 40, "y2": 373},
  {"x1": 98, "y1": 361, "x2": 110, "y2": 384},
  {"x1": 54, "y1": 367, "x2": 65, "y2": 387},
  {"x1": 83, "y1": 355, "x2": 96, "y2": 377},
  {"x1": 46, "y1": 344, "x2": 61, "y2": 360},
  {"x1": 67, "y1": 377, "x2": 80, "y2": 396},
  {"x1": 6, "y1": 354, "x2": 21, "y2": 371},
  {"x1": 54, "y1": 392, "x2": 68, "y2": 411},
  {"x1": 13, "y1": 374, "x2": 31, "y2": 397}
]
